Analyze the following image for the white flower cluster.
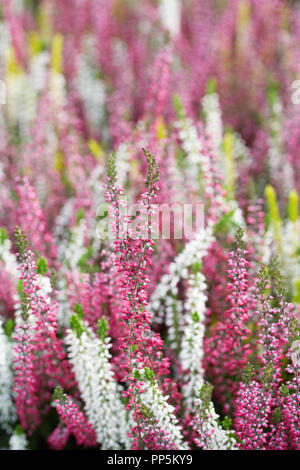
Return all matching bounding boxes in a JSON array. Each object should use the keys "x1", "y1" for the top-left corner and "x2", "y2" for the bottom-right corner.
[
  {"x1": 175, "y1": 117, "x2": 205, "y2": 184},
  {"x1": 178, "y1": 224, "x2": 230, "y2": 412},
  {"x1": 228, "y1": 199, "x2": 247, "y2": 232},
  {"x1": 201, "y1": 92, "x2": 223, "y2": 152},
  {"x1": 262, "y1": 228, "x2": 274, "y2": 265},
  {"x1": 179, "y1": 270, "x2": 207, "y2": 410},
  {"x1": 193, "y1": 400, "x2": 236, "y2": 450},
  {"x1": 151, "y1": 222, "x2": 214, "y2": 349},
  {"x1": 263, "y1": 218, "x2": 300, "y2": 297},
  {"x1": 0, "y1": 235, "x2": 18, "y2": 280},
  {"x1": 139, "y1": 374, "x2": 188, "y2": 450},
  {"x1": 65, "y1": 321, "x2": 130, "y2": 449},
  {"x1": 9, "y1": 429, "x2": 28, "y2": 450},
  {"x1": 233, "y1": 132, "x2": 250, "y2": 164},
  {"x1": 56, "y1": 275, "x2": 72, "y2": 328},
  {"x1": 56, "y1": 219, "x2": 88, "y2": 326},
  {"x1": 0, "y1": 317, "x2": 16, "y2": 432},
  {"x1": 50, "y1": 67, "x2": 66, "y2": 113},
  {"x1": 268, "y1": 98, "x2": 293, "y2": 194}
]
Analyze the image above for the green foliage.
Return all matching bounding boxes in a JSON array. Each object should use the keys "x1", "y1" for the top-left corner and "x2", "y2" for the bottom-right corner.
[
  {"x1": 0, "y1": 227, "x2": 8, "y2": 243},
  {"x1": 37, "y1": 256, "x2": 48, "y2": 275},
  {"x1": 144, "y1": 367, "x2": 155, "y2": 385},
  {"x1": 70, "y1": 313, "x2": 84, "y2": 338},
  {"x1": 233, "y1": 227, "x2": 245, "y2": 251},
  {"x1": 265, "y1": 185, "x2": 281, "y2": 223},
  {"x1": 290, "y1": 316, "x2": 300, "y2": 340},
  {"x1": 173, "y1": 93, "x2": 185, "y2": 120},
  {"x1": 17, "y1": 279, "x2": 24, "y2": 297},
  {"x1": 242, "y1": 362, "x2": 256, "y2": 384},
  {"x1": 223, "y1": 130, "x2": 236, "y2": 199},
  {"x1": 191, "y1": 261, "x2": 202, "y2": 274},
  {"x1": 73, "y1": 303, "x2": 84, "y2": 319},
  {"x1": 294, "y1": 278, "x2": 300, "y2": 304},
  {"x1": 271, "y1": 267, "x2": 287, "y2": 305},
  {"x1": 267, "y1": 81, "x2": 280, "y2": 109},
  {"x1": 52, "y1": 386, "x2": 65, "y2": 403},
  {"x1": 78, "y1": 245, "x2": 94, "y2": 271},
  {"x1": 261, "y1": 363, "x2": 274, "y2": 390},
  {"x1": 97, "y1": 209, "x2": 109, "y2": 222},
  {"x1": 97, "y1": 316, "x2": 109, "y2": 342},
  {"x1": 214, "y1": 209, "x2": 236, "y2": 235},
  {"x1": 265, "y1": 185, "x2": 282, "y2": 258},
  {"x1": 18, "y1": 285, "x2": 30, "y2": 322},
  {"x1": 76, "y1": 208, "x2": 85, "y2": 224},
  {"x1": 4, "y1": 318, "x2": 14, "y2": 338},
  {"x1": 206, "y1": 77, "x2": 217, "y2": 95},
  {"x1": 288, "y1": 189, "x2": 299, "y2": 223},
  {"x1": 107, "y1": 152, "x2": 117, "y2": 182},
  {"x1": 272, "y1": 407, "x2": 283, "y2": 424}
]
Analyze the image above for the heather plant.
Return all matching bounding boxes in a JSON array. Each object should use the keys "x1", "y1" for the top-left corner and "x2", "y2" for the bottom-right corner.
[{"x1": 0, "y1": 0, "x2": 299, "y2": 451}]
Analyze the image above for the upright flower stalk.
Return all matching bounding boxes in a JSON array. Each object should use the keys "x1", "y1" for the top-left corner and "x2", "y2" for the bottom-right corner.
[
  {"x1": 206, "y1": 229, "x2": 252, "y2": 410},
  {"x1": 65, "y1": 314, "x2": 130, "y2": 449},
  {"x1": 52, "y1": 387, "x2": 97, "y2": 448},
  {"x1": 13, "y1": 227, "x2": 75, "y2": 433},
  {"x1": 13, "y1": 227, "x2": 40, "y2": 434},
  {"x1": 105, "y1": 148, "x2": 167, "y2": 448}
]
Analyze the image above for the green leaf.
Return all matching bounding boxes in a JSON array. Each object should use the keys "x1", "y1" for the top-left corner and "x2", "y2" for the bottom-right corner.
[
  {"x1": 76, "y1": 208, "x2": 85, "y2": 224},
  {"x1": 206, "y1": 77, "x2": 217, "y2": 95},
  {"x1": 173, "y1": 93, "x2": 185, "y2": 120},
  {"x1": 37, "y1": 256, "x2": 48, "y2": 275},
  {"x1": 0, "y1": 227, "x2": 8, "y2": 243},
  {"x1": 97, "y1": 316, "x2": 109, "y2": 342},
  {"x1": 70, "y1": 314, "x2": 84, "y2": 338},
  {"x1": 4, "y1": 318, "x2": 14, "y2": 338},
  {"x1": 14, "y1": 424, "x2": 25, "y2": 436},
  {"x1": 73, "y1": 303, "x2": 84, "y2": 319}
]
